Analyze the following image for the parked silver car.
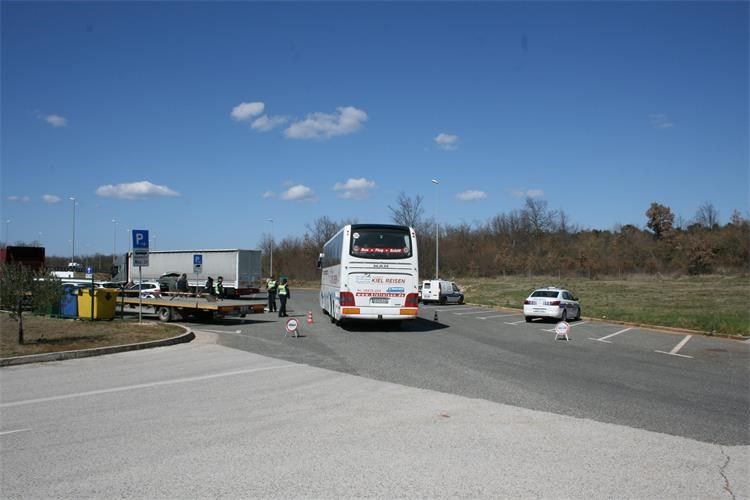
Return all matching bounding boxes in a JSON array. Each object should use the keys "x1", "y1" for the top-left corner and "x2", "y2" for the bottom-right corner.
[{"x1": 523, "y1": 287, "x2": 580, "y2": 322}]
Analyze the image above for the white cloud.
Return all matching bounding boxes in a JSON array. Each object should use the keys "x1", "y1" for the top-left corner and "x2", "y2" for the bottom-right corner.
[
  {"x1": 285, "y1": 106, "x2": 368, "y2": 140},
  {"x1": 280, "y1": 184, "x2": 316, "y2": 201},
  {"x1": 42, "y1": 194, "x2": 62, "y2": 204},
  {"x1": 456, "y1": 190, "x2": 487, "y2": 201},
  {"x1": 96, "y1": 181, "x2": 180, "y2": 200},
  {"x1": 512, "y1": 188, "x2": 544, "y2": 199},
  {"x1": 649, "y1": 113, "x2": 674, "y2": 129},
  {"x1": 435, "y1": 133, "x2": 459, "y2": 151},
  {"x1": 261, "y1": 191, "x2": 275, "y2": 199},
  {"x1": 7, "y1": 195, "x2": 30, "y2": 202},
  {"x1": 231, "y1": 102, "x2": 265, "y2": 122},
  {"x1": 45, "y1": 114, "x2": 68, "y2": 127},
  {"x1": 333, "y1": 177, "x2": 376, "y2": 200},
  {"x1": 252, "y1": 114, "x2": 288, "y2": 132}
]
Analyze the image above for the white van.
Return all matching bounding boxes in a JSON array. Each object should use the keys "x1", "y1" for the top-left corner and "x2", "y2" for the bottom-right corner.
[{"x1": 420, "y1": 280, "x2": 464, "y2": 304}]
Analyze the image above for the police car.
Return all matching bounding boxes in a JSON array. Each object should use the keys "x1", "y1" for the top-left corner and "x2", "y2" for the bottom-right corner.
[{"x1": 523, "y1": 286, "x2": 581, "y2": 322}]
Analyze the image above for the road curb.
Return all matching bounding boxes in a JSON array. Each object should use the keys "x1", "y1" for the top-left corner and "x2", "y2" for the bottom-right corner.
[{"x1": 0, "y1": 326, "x2": 195, "y2": 367}]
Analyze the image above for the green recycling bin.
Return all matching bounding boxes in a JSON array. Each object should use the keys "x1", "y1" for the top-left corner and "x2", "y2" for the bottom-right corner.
[{"x1": 77, "y1": 288, "x2": 117, "y2": 320}]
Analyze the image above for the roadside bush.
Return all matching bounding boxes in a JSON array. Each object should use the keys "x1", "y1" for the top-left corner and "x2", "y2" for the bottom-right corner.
[{"x1": 0, "y1": 263, "x2": 63, "y2": 314}]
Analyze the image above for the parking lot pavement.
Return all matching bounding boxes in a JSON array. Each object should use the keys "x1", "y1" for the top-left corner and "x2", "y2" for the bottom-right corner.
[
  {"x1": 1, "y1": 339, "x2": 748, "y2": 498},
  {"x1": 417, "y1": 303, "x2": 750, "y2": 364}
]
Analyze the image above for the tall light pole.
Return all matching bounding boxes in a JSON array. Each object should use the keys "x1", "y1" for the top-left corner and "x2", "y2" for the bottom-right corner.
[
  {"x1": 112, "y1": 218, "x2": 117, "y2": 265},
  {"x1": 431, "y1": 179, "x2": 439, "y2": 279},
  {"x1": 4, "y1": 219, "x2": 10, "y2": 246},
  {"x1": 267, "y1": 218, "x2": 274, "y2": 277},
  {"x1": 69, "y1": 197, "x2": 76, "y2": 266}
]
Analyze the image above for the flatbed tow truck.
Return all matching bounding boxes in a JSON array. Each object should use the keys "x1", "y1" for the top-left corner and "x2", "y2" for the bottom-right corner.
[{"x1": 120, "y1": 293, "x2": 266, "y2": 322}]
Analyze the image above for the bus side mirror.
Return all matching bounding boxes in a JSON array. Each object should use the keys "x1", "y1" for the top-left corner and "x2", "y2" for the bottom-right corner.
[{"x1": 317, "y1": 253, "x2": 324, "y2": 269}]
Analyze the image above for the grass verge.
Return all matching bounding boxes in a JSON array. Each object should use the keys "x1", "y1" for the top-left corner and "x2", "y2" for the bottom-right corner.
[{"x1": 0, "y1": 312, "x2": 185, "y2": 358}]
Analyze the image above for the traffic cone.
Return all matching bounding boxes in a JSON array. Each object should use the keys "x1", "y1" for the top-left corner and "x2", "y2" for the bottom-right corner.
[{"x1": 307, "y1": 310, "x2": 314, "y2": 324}]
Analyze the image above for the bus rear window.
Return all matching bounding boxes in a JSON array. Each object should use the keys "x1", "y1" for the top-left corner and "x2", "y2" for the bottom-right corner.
[{"x1": 350, "y1": 229, "x2": 412, "y2": 259}]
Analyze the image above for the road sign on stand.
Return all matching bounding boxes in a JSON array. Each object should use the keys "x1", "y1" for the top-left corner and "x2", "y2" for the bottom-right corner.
[
  {"x1": 132, "y1": 230, "x2": 149, "y2": 267},
  {"x1": 284, "y1": 317, "x2": 299, "y2": 338},
  {"x1": 193, "y1": 254, "x2": 203, "y2": 274}
]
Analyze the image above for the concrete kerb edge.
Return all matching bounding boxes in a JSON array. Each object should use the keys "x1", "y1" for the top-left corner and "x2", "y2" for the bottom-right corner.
[{"x1": 0, "y1": 325, "x2": 195, "y2": 367}]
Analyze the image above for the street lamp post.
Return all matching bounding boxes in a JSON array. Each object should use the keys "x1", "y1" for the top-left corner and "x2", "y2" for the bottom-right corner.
[
  {"x1": 4, "y1": 219, "x2": 10, "y2": 246},
  {"x1": 267, "y1": 218, "x2": 274, "y2": 277},
  {"x1": 431, "y1": 179, "x2": 439, "y2": 279},
  {"x1": 112, "y1": 219, "x2": 117, "y2": 265},
  {"x1": 69, "y1": 197, "x2": 76, "y2": 266}
]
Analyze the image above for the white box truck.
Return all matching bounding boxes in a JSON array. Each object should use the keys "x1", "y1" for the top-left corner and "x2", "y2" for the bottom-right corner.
[{"x1": 114, "y1": 249, "x2": 262, "y2": 297}]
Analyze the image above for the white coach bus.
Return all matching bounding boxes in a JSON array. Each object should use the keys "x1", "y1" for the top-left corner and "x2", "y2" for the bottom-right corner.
[{"x1": 318, "y1": 224, "x2": 420, "y2": 326}]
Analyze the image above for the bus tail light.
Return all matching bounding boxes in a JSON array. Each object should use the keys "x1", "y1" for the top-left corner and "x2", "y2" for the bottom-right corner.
[
  {"x1": 404, "y1": 293, "x2": 419, "y2": 308},
  {"x1": 340, "y1": 291, "x2": 355, "y2": 306}
]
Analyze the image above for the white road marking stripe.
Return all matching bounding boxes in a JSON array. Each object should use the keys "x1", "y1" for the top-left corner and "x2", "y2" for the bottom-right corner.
[
  {"x1": 589, "y1": 327, "x2": 633, "y2": 342},
  {"x1": 1, "y1": 364, "x2": 300, "y2": 409},
  {"x1": 427, "y1": 306, "x2": 476, "y2": 312},
  {"x1": 453, "y1": 309, "x2": 490, "y2": 315},
  {"x1": 0, "y1": 428, "x2": 31, "y2": 436},
  {"x1": 505, "y1": 320, "x2": 527, "y2": 325},
  {"x1": 477, "y1": 313, "x2": 521, "y2": 320},
  {"x1": 543, "y1": 322, "x2": 590, "y2": 333},
  {"x1": 655, "y1": 335, "x2": 694, "y2": 358},
  {"x1": 654, "y1": 350, "x2": 693, "y2": 359}
]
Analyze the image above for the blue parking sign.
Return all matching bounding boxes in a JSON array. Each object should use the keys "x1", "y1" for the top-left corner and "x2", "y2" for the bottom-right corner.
[
  {"x1": 132, "y1": 230, "x2": 149, "y2": 249},
  {"x1": 193, "y1": 254, "x2": 202, "y2": 274}
]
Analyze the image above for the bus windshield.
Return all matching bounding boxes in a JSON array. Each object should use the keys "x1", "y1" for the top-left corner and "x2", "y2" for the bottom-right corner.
[{"x1": 350, "y1": 227, "x2": 412, "y2": 259}]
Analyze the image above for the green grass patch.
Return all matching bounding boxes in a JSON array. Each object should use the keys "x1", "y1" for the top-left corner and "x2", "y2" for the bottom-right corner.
[
  {"x1": 1, "y1": 313, "x2": 185, "y2": 358},
  {"x1": 461, "y1": 274, "x2": 750, "y2": 336}
]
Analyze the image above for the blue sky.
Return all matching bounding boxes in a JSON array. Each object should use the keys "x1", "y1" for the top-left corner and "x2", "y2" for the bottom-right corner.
[{"x1": 2, "y1": 1, "x2": 748, "y2": 258}]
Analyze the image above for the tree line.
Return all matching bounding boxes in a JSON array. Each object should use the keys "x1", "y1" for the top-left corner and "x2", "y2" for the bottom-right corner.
[
  {"x1": 260, "y1": 197, "x2": 748, "y2": 281},
  {"x1": 8, "y1": 197, "x2": 748, "y2": 281}
]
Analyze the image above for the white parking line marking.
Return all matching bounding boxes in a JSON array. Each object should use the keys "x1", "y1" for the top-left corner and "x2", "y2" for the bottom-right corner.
[
  {"x1": 543, "y1": 321, "x2": 589, "y2": 332},
  {"x1": 477, "y1": 313, "x2": 521, "y2": 320},
  {"x1": 426, "y1": 306, "x2": 475, "y2": 312},
  {"x1": 505, "y1": 320, "x2": 527, "y2": 325},
  {"x1": 453, "y1": 309, "x2": 490, "y2": 316},
  {"x1": 0, "y1": 364, "x2": 300, "y2": 409},
  {"x1": 589, "y1": 327, "x2": 633, "y2": 343},
  {"x1": 655, "y1": 335, "x2": 694, "y2": 359},
  {"x1": 0, "y1": 428, "x2": 31, "y2": 436}
]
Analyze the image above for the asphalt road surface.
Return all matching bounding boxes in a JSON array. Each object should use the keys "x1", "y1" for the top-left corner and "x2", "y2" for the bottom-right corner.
[
  {"x1": 1, "y1": 289, "x2": 748, "y2": 498},
  {"x1": 210, "y1": 289, "x2": 749, "y2": 446}
]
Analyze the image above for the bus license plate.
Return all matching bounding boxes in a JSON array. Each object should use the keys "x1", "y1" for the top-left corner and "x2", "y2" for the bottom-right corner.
[{"x1": 370, "y1": 297, "x2": 389, "y2": 304}]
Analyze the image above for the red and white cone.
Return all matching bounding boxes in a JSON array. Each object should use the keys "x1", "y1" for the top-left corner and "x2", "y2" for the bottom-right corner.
[{"x1": 307, "y1": 310, "x2": 314, "y2": 324}]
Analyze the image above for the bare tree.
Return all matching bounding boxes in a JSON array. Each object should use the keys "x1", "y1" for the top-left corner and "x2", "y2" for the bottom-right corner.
[
  {"x1": 305, "y1": 216, "x2": 341, "y2": 249},
  {"x1": 694, "y1": 201, "x2": 720, "y2": 229},
  {"x1": 388, "y1": 192, "x2": 425, "y2": 228},
  {"x1": 522, "y1": 197, "x2": 555, "y2": 234}
]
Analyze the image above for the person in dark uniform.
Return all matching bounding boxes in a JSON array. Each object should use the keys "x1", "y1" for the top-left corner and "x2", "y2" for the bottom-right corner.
[
  {"x1": 277, "y1": 278, "x2": 290, "y2": 317},
  {"x1": 266, "y1": 277, "x2": 277, "y2": 312},
  {"x1": 204, "y1": 277, "x2": 214, "y2": 296},
  {"x1": 176, "y1": 273, "x2": 189, "y2": 294}
]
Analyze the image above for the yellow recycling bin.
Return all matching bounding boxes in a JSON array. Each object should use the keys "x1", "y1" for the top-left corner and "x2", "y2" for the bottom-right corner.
[{"x1": 77, "y1": 288, "x2": 117, "y2": 320}]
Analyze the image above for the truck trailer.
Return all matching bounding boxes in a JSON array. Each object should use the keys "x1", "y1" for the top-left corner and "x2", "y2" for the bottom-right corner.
[
  {"x1": 1, "y1": 246, "x2": 45, "y2": 270},
  {"x1": 113, "y1": 249, "x2": 262, "y2": 297}
]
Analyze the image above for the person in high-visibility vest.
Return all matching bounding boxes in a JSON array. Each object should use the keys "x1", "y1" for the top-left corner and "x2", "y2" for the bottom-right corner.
[
  {"x1": 266, "y1": 277, "x2": 277, "y2": 313},
  {"x1": 277, "y1": 278, "x2": 290, "y2": 317},
  {"x1": 214, "y1": 276, "x2": 225, "y2": 299}
]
